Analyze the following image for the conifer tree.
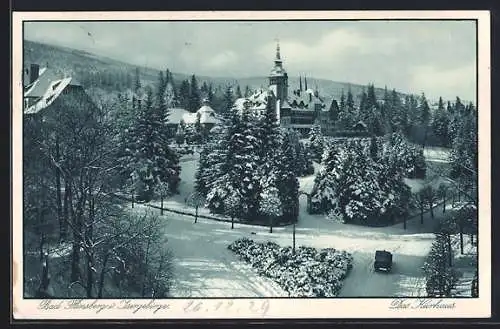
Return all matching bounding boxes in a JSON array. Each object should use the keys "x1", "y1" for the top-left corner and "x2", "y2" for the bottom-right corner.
[
  {"x1": 178, "y1": 79, "x2": 190, "y2": 110},
  {"x1": 189, "y1": 74, "x2": 201, "y2": 113},
  {"x1": 431, "y1": 97, "x2": 450, "y2": 147},
  {"x1": 235, "y1": 85, "x2": 243, "y2": 98},
  {"x1": 423, "y1": 231, "x2": 458, "y2": 297},
  {"x1": 345, "y1": 86, "x2": 356, "y2": 128},
  {"x1": 134, "y1": 67, "x2": 142, "y2": 92},
  {"x1": 419, "y1": 93, "x2": 431, "y2": 126},
  {"x1": 307, "y1": 123, "x2": 324, "y2": 162},
  {"x1": 120, "y1": 76, "x2": 181, "y2": 201},
  {"x1": 221, "y1": 86, "x2": 234, "y2": 118},
  {"x1": 244, "y1": 85, "x2": 251, "y2": 98}
]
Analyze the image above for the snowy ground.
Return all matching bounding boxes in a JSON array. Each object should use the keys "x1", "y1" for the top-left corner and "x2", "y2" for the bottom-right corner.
[
  {"x1": 126, "y1": 155, "x2": 447, "y2": 298},
  {"x1": 131, "y1": 196, "x2": 438, "y2": 297}
]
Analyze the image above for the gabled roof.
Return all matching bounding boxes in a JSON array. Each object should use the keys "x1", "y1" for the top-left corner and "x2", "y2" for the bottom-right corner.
[
  {"x1": 24, "y1": 77, "x2": 73, "y2": 115},
  {"x1": 23, "y1": 66, "x2": 85, "y2": 115},
  {"x1": 197, "y1": 105, "x2": 219, "y2": 124}
]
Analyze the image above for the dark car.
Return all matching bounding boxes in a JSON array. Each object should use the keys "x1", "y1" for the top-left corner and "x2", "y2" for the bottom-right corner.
[{"x1": 374, "y1": 250, "x2": 393, "y2": 272}]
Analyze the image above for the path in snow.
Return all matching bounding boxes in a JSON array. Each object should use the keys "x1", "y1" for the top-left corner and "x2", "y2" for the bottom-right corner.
[{"x1": 132, "y1": 205, "x2": 288, "y2": 298}]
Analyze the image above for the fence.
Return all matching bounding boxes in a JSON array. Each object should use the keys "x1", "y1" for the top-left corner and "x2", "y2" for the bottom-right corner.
[{"x1": 107, "y1": 192, "x2": 292, "y2": 228}]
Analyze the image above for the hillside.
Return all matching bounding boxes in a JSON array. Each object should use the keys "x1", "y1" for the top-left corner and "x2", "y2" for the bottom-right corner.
[{"x1": 24, "y1": 39, "x2": 401, "y2": 104}]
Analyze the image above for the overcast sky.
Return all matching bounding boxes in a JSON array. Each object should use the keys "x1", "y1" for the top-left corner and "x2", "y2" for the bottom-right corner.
[{"x1": 24, "y1": 20, "x2": 476, "y2": 102}]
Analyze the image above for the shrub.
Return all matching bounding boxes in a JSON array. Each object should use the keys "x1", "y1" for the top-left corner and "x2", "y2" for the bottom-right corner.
[{"x1": 228, "y1": 238, "x2": 353, "y2": 297}]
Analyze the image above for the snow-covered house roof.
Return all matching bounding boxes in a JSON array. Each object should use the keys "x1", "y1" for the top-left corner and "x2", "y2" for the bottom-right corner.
[
  {"x1": 170, "y1": 105, "x2": 221, "y2": 125},
  {"x1": 197, "y1": 105, "x2": 219, "y2": 124},
  {"x1": 281, "y1": 100, "x2": 292, "y2": 109},
  {"x1": 233, "y1": 98, "x2": 249, "y2": 112},
  {"x1": 24, "y1": 66, "x2": 82, "y2": 115},
  {"x1": 168, "y1": 108, "x2": 192, "y2": 124},
  {"x1": 233, "y1": 89, "x2": 273, "y2": 113}
]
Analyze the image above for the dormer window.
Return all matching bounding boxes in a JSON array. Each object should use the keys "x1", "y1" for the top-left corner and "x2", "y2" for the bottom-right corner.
[{"x1": 52, "y1": 81, "x2": 61, "y2": 90}]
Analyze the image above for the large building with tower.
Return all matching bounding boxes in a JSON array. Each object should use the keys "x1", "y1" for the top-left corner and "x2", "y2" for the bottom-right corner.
[{"x1": 234, "y1": 43, "x2": 333, "y2": 136}]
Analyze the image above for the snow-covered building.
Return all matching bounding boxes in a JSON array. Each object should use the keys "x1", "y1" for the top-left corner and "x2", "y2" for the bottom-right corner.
[
  {"x1": 233, "y1": 43, "x2": 332, "y2": 136},
  {"x1": 23, "y1": 64, "x2": 89, "y2": 115},
  {"x1": 163, "y1": 100, "x2": 221, "y2": 137},
  {"x1": 186, "y1": 100, "x2": 220, "y2": 130}
]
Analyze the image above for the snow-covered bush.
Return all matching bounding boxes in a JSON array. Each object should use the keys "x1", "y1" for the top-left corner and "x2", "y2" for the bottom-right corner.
[{"x1": 228, "y1": 238, "x2": 353, "y2": 297}]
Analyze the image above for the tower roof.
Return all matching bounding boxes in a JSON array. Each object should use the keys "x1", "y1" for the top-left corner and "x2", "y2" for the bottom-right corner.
[{"x1": 270, "y1": 40, "x2": 286, "y2": 77}]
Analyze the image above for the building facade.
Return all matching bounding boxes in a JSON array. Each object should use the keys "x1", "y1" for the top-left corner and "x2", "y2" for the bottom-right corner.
[{"x1": 234, "y1": 43, "x2": 334, "y2": 136}]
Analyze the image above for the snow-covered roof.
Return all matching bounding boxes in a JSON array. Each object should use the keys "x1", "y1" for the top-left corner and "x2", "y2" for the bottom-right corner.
[
  {"x1": 269, "y1": 66, "x2": 286, "y2": 76},
  {"x1": 281, "y1": 100, "x2": 292, "y2": 109},
  {"x1": 196, "y1": 105, "x2": 220, "y2": 124},
  {"x1": 182, "y1": 112, "x2": 197, "y2": 124},
  {"x1": 233, "y1": 89, "x2": 272, "y2": 113},
  {"x1": 248, "y1": 88, "x2": 271, "y2": 103},
  {"x1": 24, "y1": 77, "x2": 73, "y2": 114},
  {"x1": 23, "y1": 66, "x2": 87, "y2": 115},
  {"x1": 168, "y1": 108, "x2": 192, "y2": 124},
  {"x1": 233, "y1": 98, "x2": 248, "y2": 111},
  {"x1": 170, "y1": 106, "x2": 221, "y2": 125}
]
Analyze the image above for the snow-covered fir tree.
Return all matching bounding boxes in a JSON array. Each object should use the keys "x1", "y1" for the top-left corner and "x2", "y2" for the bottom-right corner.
[
  {"x1": 431, "y1": 97, "x2": 450, "y2": 147},
  {"x1": 195, "y1": 120, "x2": 229, "y2": 197},
  {"x1": 311, "y1": 138, "x2": 412, "y2": 224},
  {"x1": 200, "y1": 97, "x2": 299, "y2": 224},
  {"x1": 119, "y1": 76, "x2": 181, "y2": 201},
  {"x1": 284, "y1": 128, "x2": 314, "y2": 177},
  {"x1": 307, "y1": 122, "x2": 324, "y2": 162},
  {"x1": 423, "y1": 231, "x2": 458, "y2": 297},
  {"x1": 205, "y1": 108, "x2": 262, "y2": 219}
]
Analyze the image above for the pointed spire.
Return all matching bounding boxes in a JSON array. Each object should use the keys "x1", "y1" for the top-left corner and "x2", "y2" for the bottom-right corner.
[
  {"x1": 304, "y1": 75, "x2": 308, "y2": 90},
  {"x1": 299, "y1": 75, "x2": 302, "y2": 91},
  {"x1": 276, "y1": 40, "x2": 281, "y2": 60}
]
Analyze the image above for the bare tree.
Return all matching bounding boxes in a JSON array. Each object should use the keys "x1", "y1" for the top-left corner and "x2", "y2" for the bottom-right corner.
[
  {"x1": 186, "y1": 191, "x2": 205, "y2": 223},
  {"x1": 437, "y1": 183, "x2": 448, "y2": 213},
  {"x1": 413, "y1": 190, "x2": 427, "y2": 225},
  {"x1": 422, "y1": 185, "x2": 439, "y2": 220}
]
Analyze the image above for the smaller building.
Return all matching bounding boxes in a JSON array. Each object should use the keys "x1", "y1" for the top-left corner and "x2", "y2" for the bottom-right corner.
[{"x1": 184, "y1": 100, "x2": 220, "y2": 132}]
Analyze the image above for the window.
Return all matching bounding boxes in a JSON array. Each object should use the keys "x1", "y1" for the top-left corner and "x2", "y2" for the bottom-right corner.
[{"x1": 52, "y1": 81, "x2": 61, "y2": 90}]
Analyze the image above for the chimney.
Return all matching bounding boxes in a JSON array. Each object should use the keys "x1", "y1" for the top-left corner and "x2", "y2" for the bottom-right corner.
[{"x1": 30, "y1": 64, "x2": 40, "y2": 84}]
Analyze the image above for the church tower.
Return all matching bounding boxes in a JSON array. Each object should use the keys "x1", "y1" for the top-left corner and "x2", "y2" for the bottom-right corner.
[{"x1": 268, "y1": 42, "x2": 288, "y2": 103}]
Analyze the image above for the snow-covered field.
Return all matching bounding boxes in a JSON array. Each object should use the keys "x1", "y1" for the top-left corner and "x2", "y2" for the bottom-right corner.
[{"x1": 127, "y1": 155, "x2": 444, "y2": 298}]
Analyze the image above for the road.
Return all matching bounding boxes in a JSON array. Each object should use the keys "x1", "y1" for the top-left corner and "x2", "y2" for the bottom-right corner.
[{"x1": 132, "y1": 199, "x2": 438, "y2": 298}]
